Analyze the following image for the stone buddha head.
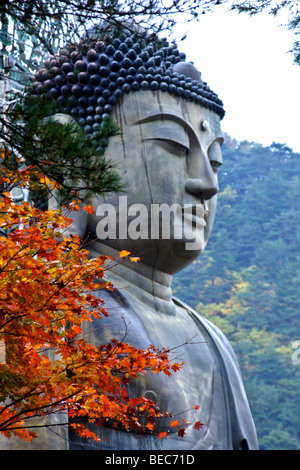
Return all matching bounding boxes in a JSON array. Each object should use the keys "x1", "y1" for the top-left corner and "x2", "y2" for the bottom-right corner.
[{"x1": 33, "y1": 27, "x2": 225, "y2": 275}]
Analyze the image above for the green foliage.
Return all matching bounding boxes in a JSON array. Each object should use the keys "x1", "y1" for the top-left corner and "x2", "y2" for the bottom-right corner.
[
  {"x1": 1, "y1": 90, "x2": 123, "y2": 205},
  {"x1": 0, "y1": 0, "x2": 220, "y2": 74},
  {"x1": 230, "y1": 1, "x2": 300, "y2": 65},
  {"x1": 173, "y1": 137, "x2": 300, "y2": 449}
]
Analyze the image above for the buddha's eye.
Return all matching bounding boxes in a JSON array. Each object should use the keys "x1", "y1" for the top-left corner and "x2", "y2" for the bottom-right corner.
[
  {"x1": 208, "y1": 141, "x2": 223, "y2": 172},
  {"x1": 153, "y1": 139, "x2": 190, "y2": 158},
  {"x1": 210, "y1": 160, "x2": 222, "y2": 173}
]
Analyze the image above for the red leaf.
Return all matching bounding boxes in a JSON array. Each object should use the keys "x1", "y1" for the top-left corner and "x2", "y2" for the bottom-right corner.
[{"x1": 194, "y1": 421, "x2": 204, "y2": 431}]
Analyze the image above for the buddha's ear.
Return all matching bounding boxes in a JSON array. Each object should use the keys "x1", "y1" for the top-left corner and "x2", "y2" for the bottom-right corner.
[
  {"x1": 44, "y1": 113, "x2": 80, "y2": 132},
  {"x1": 47, "y1": 113, "x2": 93, "y2": 239},
  {"x1": 44, "y1": 113, "x2": 81, "y2": 211}
]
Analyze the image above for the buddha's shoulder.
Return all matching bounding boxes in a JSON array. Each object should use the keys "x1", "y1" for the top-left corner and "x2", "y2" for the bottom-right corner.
[
  {"x1": 172, "y1": 295, "x2": 240, "y2": 367},
  {"x1": 95, "y1": 288, "x2": 236, "y2": 362}
]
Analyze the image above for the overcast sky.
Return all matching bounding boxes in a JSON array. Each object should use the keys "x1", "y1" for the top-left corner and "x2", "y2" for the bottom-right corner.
[{"x1": 172, "y1": 4, "x2": 300, "y2": 153}]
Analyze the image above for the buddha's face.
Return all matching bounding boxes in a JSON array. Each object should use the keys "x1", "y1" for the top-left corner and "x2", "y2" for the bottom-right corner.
[{"x1": 91, "y1": 89, "x2": 223, "y2": 274}]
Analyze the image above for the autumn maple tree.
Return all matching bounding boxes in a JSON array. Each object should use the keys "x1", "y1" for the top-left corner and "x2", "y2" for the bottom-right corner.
[{"x1": 0, "y1": 151, "x2": 204, "y2": 444}]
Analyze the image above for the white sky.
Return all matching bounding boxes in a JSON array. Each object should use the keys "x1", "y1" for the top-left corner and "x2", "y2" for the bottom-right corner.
[{"x1": 172, "y1": 4, "x2": 300, "y2": 153}]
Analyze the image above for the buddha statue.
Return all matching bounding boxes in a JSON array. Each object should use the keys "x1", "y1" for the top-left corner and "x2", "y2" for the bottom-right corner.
[{"x1": 31, "y1": 26, "x2": 259, "y2": 450}]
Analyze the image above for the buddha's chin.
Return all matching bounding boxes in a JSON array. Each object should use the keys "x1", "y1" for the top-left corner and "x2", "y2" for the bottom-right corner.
[
  {"x1": 143, "y1": 236, "x2": 205, "y2": 276},
  {"x1": 173, "y1": 240, "x2": 204, "y2": 259},
  {"x1": 173, "y1": 225, "x2": 206, "y2": 256},
  {"x1": 97, "y1": 231, "x2": 206, "y2": 275}
]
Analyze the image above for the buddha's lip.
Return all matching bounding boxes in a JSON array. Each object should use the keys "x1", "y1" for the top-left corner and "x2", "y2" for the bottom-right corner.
[
  {"x1": 183, "y1": 213, "x2": 206, "y2": 228},
  {"x1": 182, "y1": 205, "x2": 207, "y2": 227}
]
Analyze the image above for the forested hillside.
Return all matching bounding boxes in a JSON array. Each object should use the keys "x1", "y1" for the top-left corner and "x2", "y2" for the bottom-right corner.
[{"x1": 173, "y1": 137, "x2": 300, "y2": 450}]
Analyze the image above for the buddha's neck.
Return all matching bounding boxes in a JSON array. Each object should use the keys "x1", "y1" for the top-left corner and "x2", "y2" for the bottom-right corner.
[{"x1": 89, "y1": 241, "x2": 177, "y2": 314}]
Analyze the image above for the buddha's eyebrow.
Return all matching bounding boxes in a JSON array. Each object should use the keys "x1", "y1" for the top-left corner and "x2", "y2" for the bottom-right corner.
[
  {"x1": 134, "y1": 113, "x2": 191, "y2": 149},
  {"x1": 134, "y1": 113, "x2": 196, "y2": 138},
  {"x1": 134, "y1": 113, "x2": 224, "y2": 149}
]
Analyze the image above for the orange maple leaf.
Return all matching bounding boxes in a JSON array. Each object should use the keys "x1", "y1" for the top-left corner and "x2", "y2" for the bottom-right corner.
[
  {"x1": 119, "y1": 250, "x2": 130, "y2": 257},
  {"x1": 83, "y1": 204, "x2": 95, "y2": 215},
  {"x1": 130, "y1": 256, "x2": 141, "y2": 263},
  {"x1": 170, "y1": 420, "x2": 180, "y2": 428}
]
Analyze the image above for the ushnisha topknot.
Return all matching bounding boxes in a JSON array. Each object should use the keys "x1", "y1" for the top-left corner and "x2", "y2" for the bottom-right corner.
[{"x1": 32, "y1": 28, "x2": 225, "y2": 138}]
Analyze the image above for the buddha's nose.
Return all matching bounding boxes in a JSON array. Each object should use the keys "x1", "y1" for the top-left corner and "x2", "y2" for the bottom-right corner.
[{"x1": 185, "y1": 159, "x2": 219, "y2": 200}]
